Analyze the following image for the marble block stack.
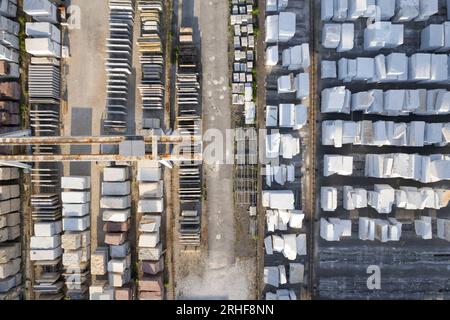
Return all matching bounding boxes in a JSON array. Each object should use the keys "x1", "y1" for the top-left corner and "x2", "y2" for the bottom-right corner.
[
  {"x1": 100, "y1": 165, "x2": 132, "y2": 298},
  {"x1": 61, "y1": 176, "x2": 91, "y2": 299},
  {"x1": 137, "y1": 161, "x2": 164, "y2": 300},
  {"x1": 30, "y1": 220, "x2": 63, "y2": 295}
]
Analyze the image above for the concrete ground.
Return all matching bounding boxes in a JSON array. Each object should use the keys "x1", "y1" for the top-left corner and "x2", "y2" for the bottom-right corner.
[
  {"x1": 173, "y1": 0, "x2": 256, "y2": 300},
  {"x1": 61, "y1": 0, "x2": 109, "y2": 258},
  {"x1": 62, "y1": 0, "x2": 108, "y2": 140}
]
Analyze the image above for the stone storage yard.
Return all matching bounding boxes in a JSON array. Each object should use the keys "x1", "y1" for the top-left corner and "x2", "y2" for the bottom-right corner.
[
  {"x1": 261, "y1": 0, "x2": 311, "y2": 300},
  {"x1": 315, "y1": 0, "x2": 450, "y2": 299}
]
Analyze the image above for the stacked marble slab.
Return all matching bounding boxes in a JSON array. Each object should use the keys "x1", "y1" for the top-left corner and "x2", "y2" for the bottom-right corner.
[{"x1": 0, "y1": 175, "x2": 20, "y2": 310}]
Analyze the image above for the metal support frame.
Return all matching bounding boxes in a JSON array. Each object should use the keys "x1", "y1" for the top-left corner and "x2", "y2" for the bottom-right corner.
[
  {"x1": 0, "y1": 134, "x2": 203, "y2": 162},
  {"x1": 0, "y1": 135, "x2": 201, "y2": 145}
]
